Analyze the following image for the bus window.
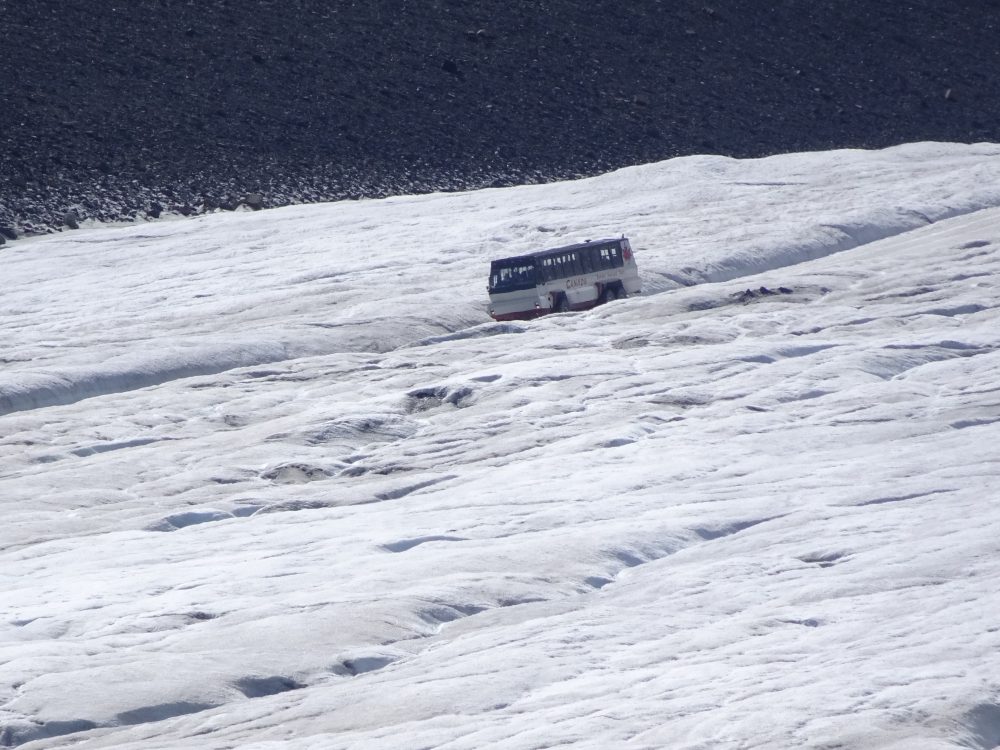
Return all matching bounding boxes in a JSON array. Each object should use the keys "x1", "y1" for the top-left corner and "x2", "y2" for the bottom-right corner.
[
  {"x1": 489, "y1": 260, "x2": 538, "y2": 291},
  {"x1": 599, "y1": 247, "x2": 612, "y2": 269},
  {"x1": 608, "y1": 244, "x2": 623, "y2": 267},
  {"x1": 540, "y1": 257, "x2": 554, "y2": 282},
  {"x1": 546, "y1": 256, "x2": 557, "y2": 280}
]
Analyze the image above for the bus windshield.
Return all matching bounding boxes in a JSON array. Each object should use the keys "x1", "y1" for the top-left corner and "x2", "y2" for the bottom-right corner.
[{"x1": 489, "y1": 258, "x2": 538, "y2": 292}]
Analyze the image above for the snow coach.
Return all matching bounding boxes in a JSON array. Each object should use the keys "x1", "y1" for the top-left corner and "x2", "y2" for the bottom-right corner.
[{"x1": 487, "y1": 237, "x2": 641, "y2": 321}]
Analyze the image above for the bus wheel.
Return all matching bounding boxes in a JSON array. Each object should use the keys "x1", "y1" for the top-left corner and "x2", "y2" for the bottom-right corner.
[
  {"x1": 553, "y1": 295, "x2": 569, "y2": 313},
  {"x1": 602, "y1": 285, "x2": 619, "y2": 303}
]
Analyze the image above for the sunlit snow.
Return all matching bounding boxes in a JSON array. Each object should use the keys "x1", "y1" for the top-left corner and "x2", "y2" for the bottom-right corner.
[{"x1": 3, "y1": 142, "x2": 1000, "y2": 749}]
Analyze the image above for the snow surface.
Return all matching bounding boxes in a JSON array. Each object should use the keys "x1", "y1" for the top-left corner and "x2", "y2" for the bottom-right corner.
[{"x1": 3, "y1": 142, "x2": 1000, "y2": 749}]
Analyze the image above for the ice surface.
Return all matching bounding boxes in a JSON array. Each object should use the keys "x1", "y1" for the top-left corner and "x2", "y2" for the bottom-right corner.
[{"x1": 3, "y1": 143, "x2": 1000, "y2": 749}]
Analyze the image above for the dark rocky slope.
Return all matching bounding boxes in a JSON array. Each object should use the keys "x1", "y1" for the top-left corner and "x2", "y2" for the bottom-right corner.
[{"x1": 2, "y1": 0, "x2": 999, "y2": 238}]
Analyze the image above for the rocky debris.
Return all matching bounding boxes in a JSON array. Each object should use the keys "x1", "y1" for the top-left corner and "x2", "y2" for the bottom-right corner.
[
  {"x1": 243, "y1": 193, "x2": 264, "y2": 211},
  {"x1": 734, "y1": 286, "x2": 794, "y2": 304},
  {"x1": 1, "y1": 1, "x2": 998, "y2": 237},
  {"x1": 465, "y1": 28, "x2": 495, "y2": 46},
  {"x1": 441, "y1": 58, "x2": 462, "y2": 78}
]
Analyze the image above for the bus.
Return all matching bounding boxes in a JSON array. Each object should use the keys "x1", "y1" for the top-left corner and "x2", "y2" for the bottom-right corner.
[{"x1": 487, "y1": 237, "x2": 640, "y2": 321}]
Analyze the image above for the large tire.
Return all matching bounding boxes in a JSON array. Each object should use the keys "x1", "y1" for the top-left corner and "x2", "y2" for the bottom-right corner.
[
  {"x1": 552, "y1": 294, "x2": 569, "y2": 313},
  {"x1": 602, "y1": 284, "x2": 619, "y2": 304}
]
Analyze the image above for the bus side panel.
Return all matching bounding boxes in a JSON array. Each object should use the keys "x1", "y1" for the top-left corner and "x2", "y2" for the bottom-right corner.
[
  {"x1": 488, "y1": 288, "x2": 550, "y2": 320},
  {"x1": 565, "y1": 280, "x2": 601, "y2": 309}
]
